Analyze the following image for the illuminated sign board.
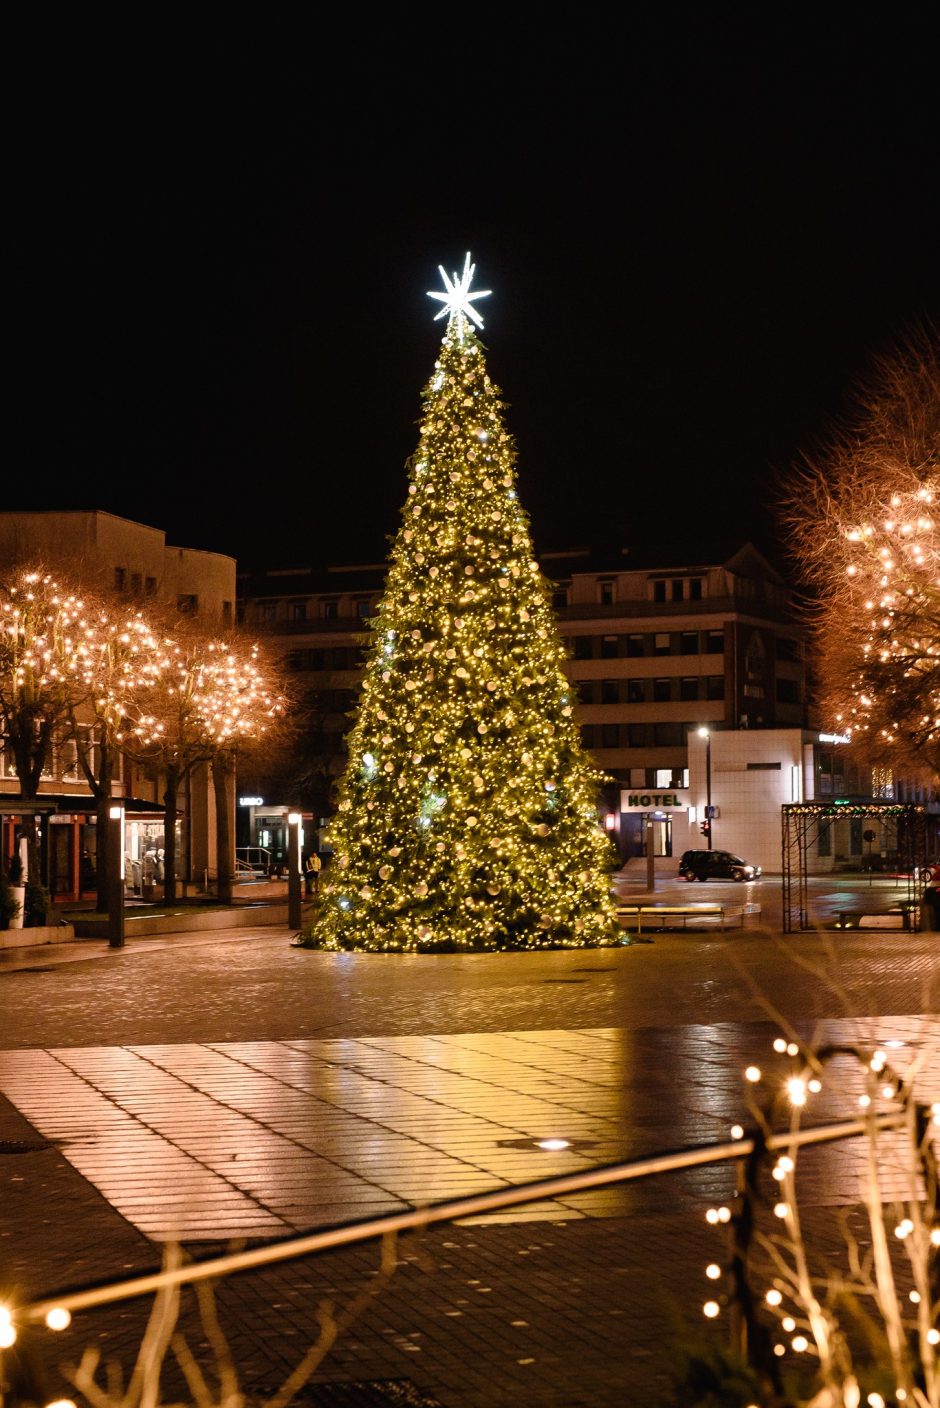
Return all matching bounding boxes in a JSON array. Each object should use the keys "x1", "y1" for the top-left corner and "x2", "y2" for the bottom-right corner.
[
  {"x1": 619, "y1": 790, "x2": 690, "y2": 812},
  {"x1": 238, "y1": 796, "x2": 264, "y2": 807}
]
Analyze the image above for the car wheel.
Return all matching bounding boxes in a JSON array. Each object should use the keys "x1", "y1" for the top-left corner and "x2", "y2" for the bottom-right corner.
[
  {"x1": 683, "y1": 874, "x2": 696, "y2": 883},
  {"x1": 731, "y1": 869, "x2": 746, "y2": 882},
  {"x1": 697, "y1": 874, "x2": 707, "y2": 882}
]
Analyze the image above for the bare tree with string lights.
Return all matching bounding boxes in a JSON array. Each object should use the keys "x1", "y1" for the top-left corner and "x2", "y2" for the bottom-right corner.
[{"x1": 782, "y1": 323, "x2": 939, "y2": 788}]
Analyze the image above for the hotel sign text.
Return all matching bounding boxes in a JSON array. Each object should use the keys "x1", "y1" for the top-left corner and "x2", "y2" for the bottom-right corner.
[{"x1": 620, "y1": 790, "x2": 690, "y2": 812}]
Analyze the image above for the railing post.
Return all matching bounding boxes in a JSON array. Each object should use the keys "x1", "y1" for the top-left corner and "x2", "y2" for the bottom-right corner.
[{"x1": 728, "y1": 1157, "x2": 748, "y2": 1359}]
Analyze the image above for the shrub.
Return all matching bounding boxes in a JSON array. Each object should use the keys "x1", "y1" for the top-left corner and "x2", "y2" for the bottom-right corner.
[{"x1": 0, "y1": 873, "x2": 22, "y2": 930}]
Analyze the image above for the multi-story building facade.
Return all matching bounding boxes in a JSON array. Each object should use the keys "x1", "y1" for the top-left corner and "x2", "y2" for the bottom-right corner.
[
  {"x1": 0, "y1": 510, "x2": 236, "y2": 625},
  {"x1": 237, "y1": 541, "x2": 809, "y2": 860},
  {"x1": 0, "y1": 511, "x2": 237, "y2": 904}
]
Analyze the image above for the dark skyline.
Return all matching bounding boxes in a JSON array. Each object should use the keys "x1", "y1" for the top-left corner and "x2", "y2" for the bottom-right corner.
[{"x1": 9, "y1": 15, "x2": 938, "y2": 577}]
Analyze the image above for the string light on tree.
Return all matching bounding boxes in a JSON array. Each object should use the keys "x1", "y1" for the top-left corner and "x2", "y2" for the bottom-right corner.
[{"x1": 314, "y1": 255, "x2": 619, "y2": 951}]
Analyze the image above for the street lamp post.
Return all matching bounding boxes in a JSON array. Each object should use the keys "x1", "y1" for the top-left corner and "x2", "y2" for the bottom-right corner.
[
  {"x1": 108, "y1": 804, "x2": 125, "y2": 948},
  {"x1": 287, "y1": 812, "x2": 303, "y2": 931},
  {"x1": 697, "y1": 728, "x2": 713, "y2": 850}
]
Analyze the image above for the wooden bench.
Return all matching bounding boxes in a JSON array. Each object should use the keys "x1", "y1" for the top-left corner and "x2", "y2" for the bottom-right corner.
[
  {"x1": 615, "y1": 902, "x2": 739, "y2": 933},
  {"x1": 834, "y1": 903, "x2": 920, "y2": 932}
]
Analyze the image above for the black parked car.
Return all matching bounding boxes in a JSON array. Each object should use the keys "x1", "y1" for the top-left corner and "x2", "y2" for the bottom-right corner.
[{"x1": 678, "y1": 850, "x2": 761, "y2": 882}]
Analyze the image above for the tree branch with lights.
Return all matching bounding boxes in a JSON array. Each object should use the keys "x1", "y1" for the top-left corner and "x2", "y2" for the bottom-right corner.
[{"x1": 782, "y1": 323, "x2": 939, "y2": 786}]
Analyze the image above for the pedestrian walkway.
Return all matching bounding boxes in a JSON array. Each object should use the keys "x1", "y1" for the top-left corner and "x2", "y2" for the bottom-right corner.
[{"x1": 2, "y1": 1017, "x2": 936, "y2": 1246}]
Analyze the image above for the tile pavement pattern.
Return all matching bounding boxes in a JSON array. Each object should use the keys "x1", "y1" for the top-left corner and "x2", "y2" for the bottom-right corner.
[
  {"x1": 1, "y1": 1018, "x2": 937, "y2": 1245},
  {"x1": 2, "y1": 1018, "x2": 935, "y2": 1406},
  {"x1": 1, "y1": 921, "x2": 937, "y2": 1405}
]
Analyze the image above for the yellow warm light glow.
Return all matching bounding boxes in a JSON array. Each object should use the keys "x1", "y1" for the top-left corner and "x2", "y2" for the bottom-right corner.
[
  {"x1": 309, "y1": 276, "x2": 619, "y2": 952},
  {"x1": 45, "y1": 1306, "x2": 71, "y2": 1331}
]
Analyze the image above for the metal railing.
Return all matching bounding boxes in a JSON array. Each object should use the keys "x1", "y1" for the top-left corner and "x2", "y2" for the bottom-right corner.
[
  {"x1": 16, "y1": 1110, "x2": 907, "y2": 1324},
  {"x1": 234, "y1": 846, "x2": 271, "y2": 876}
]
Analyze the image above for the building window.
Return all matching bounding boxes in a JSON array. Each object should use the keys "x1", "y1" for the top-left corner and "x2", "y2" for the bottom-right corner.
[
  {"x1": 599, "y1": 580, "x2": 614, "y2": 605},
  {"x1": 776, "y1": 678, "x2": 801, "y2": 704},
  {"x1": 600, "y1": 635, "x2": 619, "y2": 659},
  {"x1": 629, "y1": 723, "x2": 652, "y2": 747},
  {"x1": 671, "y1": 579, "x2": 683, "y2": 602},
  {"x1": 222, "y1": 600, "x2": 232, "y2": 624},
  {"x1": 688, "y1": 578, "x2": 703, "y2": 600},
  {"x1": 261, "y1": 603, "x2": 277, "y2": 623},
  {"x1": 775, "y1": 636, "x2": 802, "y2": 662},
  {"x1": 679, "y1": 676, "x2": 699, "y2": 701},
  {"x1": 574, "y1": 636, "x2": 592, "y2": 660},
  {"x1": 747, "y1": 761, "x2": 782, "y2": 770},
  {"x1": 680, "y1": 631, "x2": 698, "y2": 654},
  {"x1": 706, "y1": 675, "x2": 725, "y2": 700},
  {"x1": 114, "y1": 567, "x2": 126, "y2": 592},
  {"x1": 601, "y1": 724, "x2": 620, "y2": 748},
  {"x1": 705, "y1": 630, "x2": 724, "y2": 654},
  {"x1": 58, "y1": 735, "x2": 80, "y2": 781},
  {"x1": 177, "y1": 593, "x2": 198, "y2": 615},
  {"x1": 653, "y1": 633, "x2": 670, "y2": 655},
  {"x1": 355, "y1": 598, "x2": 372, "y2": 619},
  {"x1": 581, "y1": 725, "x2": 596, "y2": 749},
  {"x1": 652, "y1": 579, "x2": 667, "y2": 602},
  {"x1": 818, "y1": 820, "x2": 832, "y2": 856},
  {"x1": 627, "y1": 634, "x2": 645, "y2": 657},
  {"x1": 323, "y1": 599, "x2": 339, "y2": 620},
  {"x1": 871, "y1": 766, "x2": 894, "y2": 799},
  {"x1": 145, "y1": 576, "x2": 157, "y2": 596},
  {"x1": 600, "y1": 679, "x2": 619, "y2": 704},
  {"x1": 627, "y1": 679, "x2": 646, "y2": 703},
  {"x1": 654, "y1": 722, "x2": 683, "y2": 746},
  {"x1": 290, "y1": 602, "x2": 307, "y2": 621},
  {"x1": 653, "y1": 678, "x2": 671, "y2": 702},
  {"x1": 285, "y1": 651, "x2": 302, "y2": 671}
]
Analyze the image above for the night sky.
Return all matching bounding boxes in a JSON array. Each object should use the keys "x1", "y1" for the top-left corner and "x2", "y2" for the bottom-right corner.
[{"x1": 10, "y1": 14, "x2": 938, "y2": 577}]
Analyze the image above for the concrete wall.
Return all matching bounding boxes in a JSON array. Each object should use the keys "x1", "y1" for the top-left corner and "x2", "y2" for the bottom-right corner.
[{"x1": 684, "y1": 728, "x2": 807, "y2": 874}]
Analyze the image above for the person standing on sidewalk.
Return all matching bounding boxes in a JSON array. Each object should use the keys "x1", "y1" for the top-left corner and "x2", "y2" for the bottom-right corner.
[{"x1": 304, "y1": 851, "x2": 321, "y2": 898}]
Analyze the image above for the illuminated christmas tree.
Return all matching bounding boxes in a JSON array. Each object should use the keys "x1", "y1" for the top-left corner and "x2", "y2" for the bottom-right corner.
[{"x1": 315, "y1": 256, "x2": 619, "y2": 950}]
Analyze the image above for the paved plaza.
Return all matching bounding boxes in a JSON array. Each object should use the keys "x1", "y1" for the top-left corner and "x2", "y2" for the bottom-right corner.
[{"x1": 1, "y1": 877, "x2": 937, "y2": 1404}]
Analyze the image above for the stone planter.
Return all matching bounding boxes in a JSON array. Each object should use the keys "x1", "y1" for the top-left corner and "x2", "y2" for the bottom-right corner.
[{"x1": 8, "y1": 885, "x2": 26, "y2": 929}]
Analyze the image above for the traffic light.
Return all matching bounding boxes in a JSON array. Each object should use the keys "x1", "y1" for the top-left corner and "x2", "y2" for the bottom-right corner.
[{"x1": 700, "y1": 821, "x2": 710, "y2": 837}]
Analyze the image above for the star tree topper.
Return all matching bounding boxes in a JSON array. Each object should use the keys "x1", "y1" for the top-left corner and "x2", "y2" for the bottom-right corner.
[{"x1": 427, "y1": 252, "x2": 491, "y2": 339}]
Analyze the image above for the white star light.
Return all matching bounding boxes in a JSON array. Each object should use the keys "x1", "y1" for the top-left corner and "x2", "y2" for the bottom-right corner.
[{"x1": 427, "y1": 252, "x2": 491, "y2": 338}]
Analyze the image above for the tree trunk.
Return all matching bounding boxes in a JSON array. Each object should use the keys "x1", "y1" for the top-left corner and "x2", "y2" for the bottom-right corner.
[
  {"x1": 213, "y1": 752, "x2": 235, "y2": 905},
  {"x1": 8, "y1": 714, "x2": 52, "y2": 903},
  {"x1": 162, "y1": 766, "x2": 179, "y2": 904}
]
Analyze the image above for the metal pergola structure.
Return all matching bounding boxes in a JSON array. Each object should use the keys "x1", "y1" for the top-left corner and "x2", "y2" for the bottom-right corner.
[{"x1": 781, "y1": 801, "x2": 932, "y2": 933}]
